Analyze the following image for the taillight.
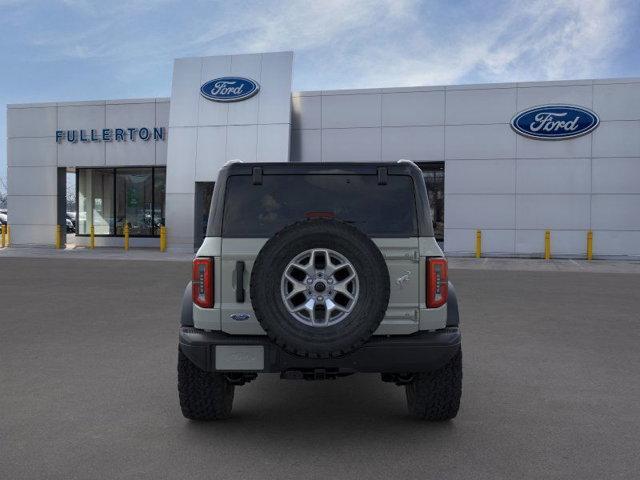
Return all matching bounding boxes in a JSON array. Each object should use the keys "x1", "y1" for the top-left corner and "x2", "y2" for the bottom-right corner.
[
  {"x1": 427, "y1": 258, "x2": 448, "y2": 308},
  {"x1": 192, "y1": 257, "x2": 214, "y2": 308}
]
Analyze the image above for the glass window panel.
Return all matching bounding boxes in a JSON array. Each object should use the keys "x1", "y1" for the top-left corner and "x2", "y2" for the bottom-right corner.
[
  {"x1": 195, "y1": 182, "x2": 215, "y2": 248},
  {"x1": 77, "y1": 169, "x2": 114, "y2": 235},
  {"x1": 115, "y1": 168, "x2": 153, "y2": 236},
  {"x1": 222, "y1": 174, "x2": 418, "y2": 237},
  {"x1": 422, "y1": 165, "x2": 444, "y2": 242},
  {"x1": 153, "y1": 168, "x2": 166, "y2": 235}
]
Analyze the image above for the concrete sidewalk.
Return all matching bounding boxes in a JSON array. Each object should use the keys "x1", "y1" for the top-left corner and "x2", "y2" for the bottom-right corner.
[
  {"x1": 0, "y1": 246, "x2": 193, "y2": 262},
  {"x1": 449, "y1": 256, "x2": 640, "y2": 274},
  {"x1": 2, "y1": 245, "x2": 640, "y2": 273}
]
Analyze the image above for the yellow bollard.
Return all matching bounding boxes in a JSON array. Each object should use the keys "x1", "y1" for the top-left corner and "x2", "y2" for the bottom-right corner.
[
  {"x1": 124, "y1": 224, "x2": 129, "y2": 251},
  {"x1": 1, "y1": 224, "x2": 6, "y2": 248},
  {"x1": 55, "y1": 225, "x2": 62, "y2": 249},
  {"x1": 160, "y1": 226, "x2": 167, "y2": 252},
  {"x1": 475, "y1": 229, "x2": 482, "y2": 259},
  {"x1": 587, "y1": 230, "x2": 593, "y2": 261},
  {"x1": 6, "y1": 224, "x2": 10, "y2": 246},
  {"x1": 544, "y1": 230, "x2": 551, "y2": 260},
  {"x1": 90, "y1": 224, "x2": 95, "y2": 249}
]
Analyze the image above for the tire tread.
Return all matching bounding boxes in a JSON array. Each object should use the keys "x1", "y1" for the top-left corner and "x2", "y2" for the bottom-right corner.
[
  {"x1": 178, "y1": 349, "x2": 234, "y2": 420},
  {"x1": 406, "y1": 350, "x2": 462, "y2": 421}
]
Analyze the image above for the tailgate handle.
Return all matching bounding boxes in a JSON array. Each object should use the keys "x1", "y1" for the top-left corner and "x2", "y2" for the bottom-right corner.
[{"x1": 235, "y1": 261, "x2": 245, "y2": 303}]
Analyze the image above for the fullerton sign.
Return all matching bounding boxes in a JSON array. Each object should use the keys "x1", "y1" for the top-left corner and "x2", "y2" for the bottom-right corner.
[
  {"x1": 55, "y1": 127, "x2": 165, "y2": 143},
  {"x1": 510, "y1": 105, "x2": 599, "y2": 140}
]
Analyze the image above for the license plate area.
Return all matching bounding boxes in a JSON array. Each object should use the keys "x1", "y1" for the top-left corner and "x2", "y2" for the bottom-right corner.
[{"x1": 215, "y1": 345, "x2": 264, "y2": 371}]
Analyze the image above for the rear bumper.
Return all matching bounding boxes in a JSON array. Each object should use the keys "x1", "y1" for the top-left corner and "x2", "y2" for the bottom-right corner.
[{"x1": 179, "y1": 327, "x2": 461, "y2": 374}]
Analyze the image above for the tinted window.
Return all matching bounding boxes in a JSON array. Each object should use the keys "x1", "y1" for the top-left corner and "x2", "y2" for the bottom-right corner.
[
  {"x1": 115, "y1": 169, "x2": 153, "y2": 236},
  {"x1": 154, "y1": 169, "x2": 166, "y2": 231},
  {"x1": 222, "y1": 174, "x2": 417, "y2": 237},
  {"x1": 77, "y1": 167, "x2": 165, "y2": 237}
]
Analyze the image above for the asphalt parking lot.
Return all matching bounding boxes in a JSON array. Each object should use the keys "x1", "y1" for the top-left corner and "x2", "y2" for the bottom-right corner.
[{"x1": 1, "y1": 257, "x2": 639, "y2": 479}]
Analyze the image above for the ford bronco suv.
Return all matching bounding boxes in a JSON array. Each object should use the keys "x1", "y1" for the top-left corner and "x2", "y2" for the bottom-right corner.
[{"x1": 178, "y1": 161, "x2": 462, "y2": 421}]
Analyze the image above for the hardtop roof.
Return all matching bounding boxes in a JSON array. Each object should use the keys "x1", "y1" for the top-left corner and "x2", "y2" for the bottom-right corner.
[{"x1": 221, "y1": 161, "x2": 424, "y2": 177}]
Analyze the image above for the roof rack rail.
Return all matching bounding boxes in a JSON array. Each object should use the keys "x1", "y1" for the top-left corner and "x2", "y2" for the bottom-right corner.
[
  {"x1": 224, "y1": 159, "x2": 243, "y2": 166},
  {"x1": 397, "y1": 158, "x2": 417, "y2": 166},
  {"x1": 397, "y1": 158, "x2": 421, "y2": 172}
]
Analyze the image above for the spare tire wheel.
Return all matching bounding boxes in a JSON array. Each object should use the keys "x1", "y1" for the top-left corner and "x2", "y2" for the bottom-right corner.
[{"x1": 250, "y1": 219, "x2": 390, "y2": 358}]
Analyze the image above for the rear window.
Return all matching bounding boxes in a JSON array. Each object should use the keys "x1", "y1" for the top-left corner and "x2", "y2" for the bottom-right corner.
[{"x1": 222, "y1": 174, "x2": 418, "y2": 237}]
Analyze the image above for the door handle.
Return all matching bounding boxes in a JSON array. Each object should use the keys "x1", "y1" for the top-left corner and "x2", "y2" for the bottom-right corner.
[{"x1": 235, "y1": 261, "x2": 245, "y2": 303}]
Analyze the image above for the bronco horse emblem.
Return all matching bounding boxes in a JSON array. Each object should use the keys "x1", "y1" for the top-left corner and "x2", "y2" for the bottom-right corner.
[{"x1": 396, "y1": 271, "x2": 412, "y2": 288}]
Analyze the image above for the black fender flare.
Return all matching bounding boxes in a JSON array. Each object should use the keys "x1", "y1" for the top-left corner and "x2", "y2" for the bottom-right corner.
[
  {"x1": 446, "y1": 281, "x2": 460, "y2": 327},
  {"x1": 180, "y1": 282, "x2": 194, "y2": 327}
]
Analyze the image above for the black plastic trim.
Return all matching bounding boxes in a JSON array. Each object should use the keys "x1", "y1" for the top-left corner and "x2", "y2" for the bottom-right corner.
[
  {"x1": 180, "y1": 282, "x2": 193, "y2": 327},
  {"x1": 446, "y1": 281, "x2": 460, "y2": 327},
  {"x1": 179, "y1": 327, "x2": 461, "y2": 374},
  {"x1": 235, "y1": 261, "x2": 245, "y2": 303},
  {"x1": 206, "y1": 162, "x2": 434, "y2": 238}
]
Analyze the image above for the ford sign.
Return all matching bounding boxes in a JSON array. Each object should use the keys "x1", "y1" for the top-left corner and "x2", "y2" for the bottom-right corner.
[
  {"x1": 200, "y1": 77, "x2": 260, "y2": 102},
  {"x1": 511, "y1": 105, "x2": 599, "y2": 140}
]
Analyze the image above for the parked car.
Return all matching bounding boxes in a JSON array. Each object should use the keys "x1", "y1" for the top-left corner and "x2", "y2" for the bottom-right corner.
[
  {"x1": 65, "y1": 212, "x2": 76, "y2": 233},
  {"x1": 178, "y1": 160, "x2": 462, "y2": 421}
]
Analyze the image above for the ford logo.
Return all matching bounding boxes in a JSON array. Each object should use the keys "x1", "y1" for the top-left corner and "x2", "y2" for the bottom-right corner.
[
  {"x1": 511, "y1": 105, "x2": 599, "y2": 140},
  {"x1": 200, "y1": 77, "x2": 260, "y2": 102},
  {"x1": 230, "y1": 313, "x2": 251, "y2": 321}
]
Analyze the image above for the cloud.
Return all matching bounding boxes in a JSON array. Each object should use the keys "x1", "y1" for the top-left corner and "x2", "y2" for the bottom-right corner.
[
  {"x1": 60, "y1": 0, "x2": 174, "y2": 16},
  {"x1": 175, "y1": 0, "x2": 627, "y2": 88},
  {"x1": 327, "y1": 0, "x2": 627, "y2": 87},
  {"x1": 0, "y1": 0, "x2": 634, "y2": 187},
  {"x1": 6, "y1": 0, "x2": 634, "y2": 88},
  {"x1": 471, "y1": 0, "x2": 626, "y2": 81}
]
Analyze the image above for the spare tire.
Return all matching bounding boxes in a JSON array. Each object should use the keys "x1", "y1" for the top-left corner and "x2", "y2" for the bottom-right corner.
[{"x1": 250, "y1": 219, "x2": 390, "y2": 358}]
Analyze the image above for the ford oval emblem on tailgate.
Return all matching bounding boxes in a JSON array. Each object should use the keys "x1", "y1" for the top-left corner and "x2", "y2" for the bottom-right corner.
[{"x1": 230, "y1": 313, "x2": 251, "y2": 321}]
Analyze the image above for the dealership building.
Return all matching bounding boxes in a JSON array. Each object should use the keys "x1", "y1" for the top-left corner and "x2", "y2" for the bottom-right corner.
[{"x1": 6, "y1": 51, "x2": 640, "y2": 257}]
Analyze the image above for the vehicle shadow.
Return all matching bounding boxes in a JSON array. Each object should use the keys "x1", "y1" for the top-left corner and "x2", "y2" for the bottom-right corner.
[{"x1": 179, "y1": 373, "x2": 458, "y2": 446}]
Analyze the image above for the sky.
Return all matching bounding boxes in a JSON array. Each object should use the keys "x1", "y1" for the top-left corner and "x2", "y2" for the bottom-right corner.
[{"x1": 1, "y1": 0, "x2": 639, "y2": 191}]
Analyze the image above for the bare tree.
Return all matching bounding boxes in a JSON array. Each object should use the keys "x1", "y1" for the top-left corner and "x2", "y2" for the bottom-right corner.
[
  {"x1": 66, "y1": 177, "x2": 76, "y2": 212},
  {"x1": 0, "y1": 176, "x2": 7, "y2": 209}
]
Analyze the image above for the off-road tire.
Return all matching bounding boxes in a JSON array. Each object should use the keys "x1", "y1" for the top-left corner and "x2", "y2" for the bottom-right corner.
[
  {"x1": 178, "y1": 348, "x2": 234, "y2": 420},
  {"x1": 250, "y1": 218, "x2": 390, "y2": 359},
  {"x1": 405, "y1": 349, "x2": 462, "y2": 421}
]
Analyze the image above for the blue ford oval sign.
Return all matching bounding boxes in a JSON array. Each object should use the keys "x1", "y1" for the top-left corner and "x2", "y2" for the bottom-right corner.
[
  {"x1": 200, "y1": 77, "x2": 260, "y2": 102},
  {"x1": 511, "y1": 104, "x2": 599, "y2": 140}
]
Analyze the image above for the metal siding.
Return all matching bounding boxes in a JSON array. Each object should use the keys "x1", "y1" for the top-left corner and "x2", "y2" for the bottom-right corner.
[{"x1": 291, "y1": 78, "x2": 640, "y2": 257}]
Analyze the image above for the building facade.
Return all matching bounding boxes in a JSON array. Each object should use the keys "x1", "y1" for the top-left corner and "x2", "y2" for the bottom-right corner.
[{"x1": 6, "y1": 52, "x2": 640, "y2": 257}]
